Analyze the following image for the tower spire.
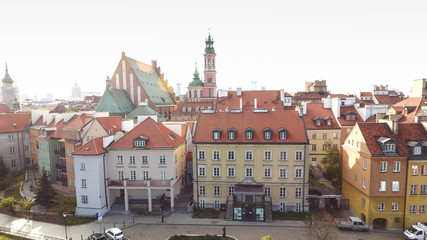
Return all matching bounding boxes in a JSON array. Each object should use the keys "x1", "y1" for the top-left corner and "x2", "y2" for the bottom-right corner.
[{"x1": 2, "y1": 62, "x2": 13, "y2": 83}]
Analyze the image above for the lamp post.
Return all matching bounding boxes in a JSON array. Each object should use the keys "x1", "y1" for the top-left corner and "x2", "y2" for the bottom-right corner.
[{"x1": 62, "y1": 212, "x2": 68, "y2": 240}]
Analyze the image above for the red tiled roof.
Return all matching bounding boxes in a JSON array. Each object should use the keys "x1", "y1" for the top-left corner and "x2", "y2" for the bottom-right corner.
[
  {"x1": 63, "y1": 114, "x2": 93, "y2": 131},
  {"x1": 292, "y1": 91, "x2": 330, "y2": 100},
  {"x1": 110, "y1": 117, "x2": 185, "y2": 149},
  {"x1": 33, "y1": 115, "x2": 45, "y2": 126},
  {"x1": 303, "y1": 103, "x2": 340, "y2": 129},
  {"x1": 216, "y1": 90, "x2": 288, "y2": 112},
  {"x1": 360, "y1": 100, "x2": 376, "y2": 105},
  {"x1": 393, "y1": 97, "x2": 424, "y2": 108},
  {"x1": 398, "y1": 123, "x2": 427, "y2": 142},
  {"x1": 374, "y1": 94, "x2": 402, "y2": 105},
  {"x1": 0, "y1": 113, "x2": 32, "y2": 133},
  {"x1": 96, "y1": 116, "x2": 123, "y2": 134},
  {"x1": 194, "y1": 110, "x2": 308, "y2": 144},
  {"x1": 337, "y1": 107, "x2": 363, "y2": 126},
  {"x1": 51, "y1": 119, "x2": 65, "y2": 139},
  {"x1": 172, "y1": 102, "x2": 214, "y2": 115},
  {"x1": 357, "y1": 123, "x2": 409, "y2": 155},
  {"x1": 0, "y1": 104, "x2": 10, "y2": 113},
  {"x1": 73, "y1": 137, "x2": 106, "y2": 156},
  {"x1": 360, "y1": 92, "x2": 373, "y2": 97}
]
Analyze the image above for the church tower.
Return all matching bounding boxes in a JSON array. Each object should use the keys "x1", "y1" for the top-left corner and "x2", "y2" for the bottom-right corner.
[
  {"x1": 203, "y1": 33, "x2": 216, "y2": 98},
  {"x1": 1, "y1": 63, "x2": 19, "y2": 108}
]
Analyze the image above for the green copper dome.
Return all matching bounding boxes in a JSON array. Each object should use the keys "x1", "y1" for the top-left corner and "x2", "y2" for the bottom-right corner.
[
  {"x1": 205, "y1": 33, "x2": 215, "y2": 54},
  {"x1": 2, "y1": 63, "x2": 13, "y2": 84},
  {"x1": 188, "y1": 64, "x2": 204, "y2": 87}
]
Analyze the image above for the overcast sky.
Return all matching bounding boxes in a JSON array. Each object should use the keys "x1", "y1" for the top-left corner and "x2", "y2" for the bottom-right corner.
[{"x1": 1, "y1": 0, "x2": 426, "y2": 100}]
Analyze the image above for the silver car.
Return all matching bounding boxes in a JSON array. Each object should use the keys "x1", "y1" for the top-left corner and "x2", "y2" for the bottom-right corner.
[{"x1": 105, "y1": 228, "x2": 124, "y2": 240}]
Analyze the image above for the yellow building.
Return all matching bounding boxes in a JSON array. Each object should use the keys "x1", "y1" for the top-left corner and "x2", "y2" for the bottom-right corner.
[{"x1": 193, "y1": 110, "x2": 309, "y2": 222}]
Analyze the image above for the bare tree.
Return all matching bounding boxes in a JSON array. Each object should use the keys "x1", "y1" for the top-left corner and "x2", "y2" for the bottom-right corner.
[{"x1": 304, "y1": 217, "x2": 337, "y2": 240}]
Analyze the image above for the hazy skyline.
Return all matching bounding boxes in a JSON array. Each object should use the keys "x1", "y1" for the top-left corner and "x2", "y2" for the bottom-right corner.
[{"x1": 1, "y1": 0, "x2": 427, "y2": 99}]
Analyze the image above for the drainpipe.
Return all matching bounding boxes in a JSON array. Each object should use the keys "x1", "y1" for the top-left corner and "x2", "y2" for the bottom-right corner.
[
  {"x1": 302, "y1": 144, "x2": 307, "y2": 212},
  {"x1": 403, "y1": 157, "x2": 408, "y2": 230},
  {"x1": 195, "y1": 144, "x2": 199, "y2": 208},
  {"x1": 103, "y1": 153, "x2": 108, "y2": 209}
]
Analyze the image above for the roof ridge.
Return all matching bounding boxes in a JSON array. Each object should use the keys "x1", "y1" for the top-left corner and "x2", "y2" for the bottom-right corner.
[{"x1": 151, "y1": 118, "x2": 173, "y2": 147}]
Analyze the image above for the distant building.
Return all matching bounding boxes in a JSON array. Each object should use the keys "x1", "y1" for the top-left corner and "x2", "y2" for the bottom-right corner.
[
  {"x1": 0, "y1": 64, "x2": 20, "y2": 109},
  {"x1": 305, "y1": 80, "x2": 327, "y2": 93},
  {"x1": 70, "y1": 81, "x2": 82, "y2": 101}
]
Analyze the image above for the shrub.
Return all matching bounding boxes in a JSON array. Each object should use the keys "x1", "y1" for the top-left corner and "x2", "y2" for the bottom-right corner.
[{"x1": 0, "y1": 197, "x2": 16, "y2": 214}]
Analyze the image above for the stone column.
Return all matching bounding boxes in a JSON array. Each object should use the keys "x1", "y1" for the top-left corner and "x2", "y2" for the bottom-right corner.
[
  {"x1": 170, "y1": 187, "x2": 174, "y2": 212},
  {"x1": 147, "y1": 180, "x2": 152, "y2": 212},
  {"x1": 124, "y1": 180, "x2": 129, "y2": 211}
]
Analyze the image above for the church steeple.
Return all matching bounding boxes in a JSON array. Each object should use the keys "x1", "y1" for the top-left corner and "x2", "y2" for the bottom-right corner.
[
  {"x1": 106, "y1": 75, "x2": 112, "y2": 91},
  {"x1": 2, "y1": 63, "x2": 13, "y2": 84},
  {"x1": 203, "y1": 32, "x2": 217, "y2": 88}
]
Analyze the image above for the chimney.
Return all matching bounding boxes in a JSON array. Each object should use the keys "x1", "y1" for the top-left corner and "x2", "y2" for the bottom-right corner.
[
  {"x1": 254, "y1": 98, "x2": 257, "y2": 109},
  {"x1": 237, "y1": 88, "x2": 242, "y2": 96},
  {"x1": 240, "y1": 98, "x2": 242, "y2": 110}
]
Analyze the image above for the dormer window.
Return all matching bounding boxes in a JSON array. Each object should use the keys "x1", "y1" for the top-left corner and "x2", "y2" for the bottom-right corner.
[
  {"x1": 134, "y1": 135, "x2": 149, "y2": 148},
  {"x1": 182, "y1": 107, "x2": 186, "y2": 113},
  {"x1": 245, "y1": 128, "x2": 254, "y2": 140},
  {"x1": 227, "y1": 128, "x2": 237, "y2": 140},
  {"x1": 342, "y1": 111, "x2": 357, "y2": 121},
  {"x1": 312, "y1": 117, "x2": 321, "y2": 127},
  {"x1": 323, "y1": 117, "x2": 332, "y2": 126},
  {"x1": 385, "y1": 143, "x2": 396, "y2": 152},
  {"x1": 263, "y1": 128, "x2": 272, "y2": 140},
  {"x1": 278, "y1": 128, "x2": 287, "y2": 140},
  {"x1": 414, "y1": 146, "x2": 422, "y2": 155},
  {"x1": 213, "y1": 129, "x2": 222, "y2": 140}
]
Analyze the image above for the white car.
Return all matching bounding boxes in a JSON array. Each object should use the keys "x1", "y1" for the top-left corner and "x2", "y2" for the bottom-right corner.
[{"x1": 105, "y1": 228, "x2": 124, "y2": 240}]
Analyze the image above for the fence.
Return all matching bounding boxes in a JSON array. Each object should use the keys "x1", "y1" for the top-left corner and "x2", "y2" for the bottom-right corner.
[{"x1": 0, "y1": 226, "x2": 64, "y2": 240}]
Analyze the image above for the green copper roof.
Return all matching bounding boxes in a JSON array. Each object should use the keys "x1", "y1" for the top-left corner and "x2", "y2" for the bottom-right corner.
[
  {"x1": 126, "y1": 105, "x2": 166, "y2": 122},
  {"x1": 2, "y1": 63, "x2": 13, "y2": 84},
  {"x1": 205, "y1": 33, "x2": 215, "y2": 54},
  {"x1": 125, "y1": 57, "x2": 176, "y2": 107},
  {"x1": 96, "y1": 88, "x2": 135, "y2": 115},
  {"x1": 189, "y1": 65, "x2": 204, "y2": 87}
]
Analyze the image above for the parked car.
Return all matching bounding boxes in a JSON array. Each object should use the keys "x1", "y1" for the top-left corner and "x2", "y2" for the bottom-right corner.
[
  {"x1": 404, "y1": 222, "x2": 427, "y2": 240},
  {"x1": 335, "y1": 217, "x2": 369, "y2": 231},
  {"x1": 105, "y1": 228, "x2": 124, "y2": 240},
  {"x1": 88, "y1": 233, "x2": 105, "y2": 240}
]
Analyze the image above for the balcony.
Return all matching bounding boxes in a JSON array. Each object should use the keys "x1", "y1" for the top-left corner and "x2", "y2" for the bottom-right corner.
[
  {"x1": 55, "y1": 148, "x2": 65, "y2": 157},
  {"x1": 56, "y1": 164, "x2": 66, "y2": 173},
  {"x1": 106, "y1": 179, "x2": 171, "y2": 188}
]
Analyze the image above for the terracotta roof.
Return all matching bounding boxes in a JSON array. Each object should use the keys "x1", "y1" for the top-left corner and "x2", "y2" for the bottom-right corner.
[
  {"x1": 303, "y1": 103, "x2": 340, "y2": 129},
  {"x1": 96, "y1": 116, "x2": 123, "y2": 134},
  {"x1": 357, "y1": 122, "x2": 409, "y2": 155},
  {"x1": 0, "y1": 104, "x2": 10, "y2": 113},
  {"x1": 292, "y1": 91, "x2": 330, "y2": 100},
  {"x1": 360, "y1": 92, "x2": 373, "y2": 97},
  {"x1": 359, "y1": 100, "x2": 376, "y2": 105},
  {"x1": 63, "y1": 114, "x2": 93, "y2": 131},
  {"x1": 110, "y1": 117, "x2": 185, "y2": 149},
  {"x1": 33, "y1": 115, "x2": 45, "y2": 126},
  {"x1": 393, "y1": 97, "x2": 424, "y2": 108},
  {"x1": 337, "y1": 107, "x2": 363, "y2": 126},
  {"x1": 398, "y1": 123, "x2": 427, "y2": 142},
  {"x1": 0, "y1": 113, "x2": 31, "y2": 133},
  {"x1": 172, "y1": 102, "x2": 214, "y2": 115},
  {"x1": 216, "y1": 90, "x2": 288, "y2": 112},
  {"x1": 194, "y1": 110, "x2": 308, "y2": 144},
  {"x1": 72, "y1": 137, "x2": 106, "y2": 156},
  {"x1": 374, "y1": 94, "x2": 402, "y2": 105},
  {"x1": 51, "y1": 119, "x2": 65, "y2": 139}
]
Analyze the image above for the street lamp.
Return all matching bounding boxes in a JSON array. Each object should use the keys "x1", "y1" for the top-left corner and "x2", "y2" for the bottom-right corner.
[{"x1": 62, "y1": 212, "x2": 68, "y2": 240}]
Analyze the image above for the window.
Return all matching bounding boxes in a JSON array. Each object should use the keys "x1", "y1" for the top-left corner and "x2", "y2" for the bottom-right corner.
[
  {"x1": 143, "y1": 171, "x2": 149, "y2": 180},
  {"x1": 159, "y1": 156, "x2": 166, "y2": 164},
  {"x1": 198, "y1": 165, "x2": 206, "y2": 177},
  {"x1": 361, "y1": 198, "x2": 365, "y2": 207},
  {"x1": 81, "y1": 195, "x2": 88, "y2": 204},
  {"x1": 411, "y1": 185, "x2": 417, "y2": 195},
  {"x1": 378, "y1": 202, "x2": 385, "y2": 211},
  {"x1": 245, "y1": 150, "x2": 253, "y2": 161},
  {"x1": 392, "y1": 202, "x2": 398, "y2": 211},
  {"x1": 380, "y1": 161, "x2": 387, "y2": 172},
  {"x1": 214, "y1": 200, "x2": 220, "y2": 210},
  {"x1": 422, "y1": 165, "x2": 427, "y2": 175},
  {"x1": 8, "y1": 135, "x2": 14, "y2": 142},
  {"x1": 323, "y1": 133, "x2": 327, "y2": 139},
  {"x1": 9, "y1": 146, "x2": 15, "y2": 155},
  {"x1": 363, "y1": 159, "x2": 367, "y2": 170},
  {"x1": 392, "y1": 181, "x2": 399, "y2": 192},
  {"x1": 198, "y1": 150, "x2": 206, "y2": 160},
  {"x1": 130, "y1": 171, "x2": 136, "y2": 180},
  {"x1": 414, "y1": 146, "x2": 422, "y2": 155},
  {"x1": 160, "y1": 171, "x2": 166, "y2": 180},
  {"x1": 385, "y1": 143, "x2": 395, "y2": 152},
  {"x1": 213, "y1": 165, "x2": 221, "y2": 177},
  {"x1": 295, "y1": 151, "x2": 303, "y2": 161},
  {"x1": 199, "y1": 200, "x2": 205, "y2": 209},
  {"x1": 117, "y1": 156, "x2": 123, "y2": 164},
  {"x1": 228, "y1": 131, "x2": 236, "y2": 140},
  {"x1": 199, "y1": 186, "x2": 206, "y2": 195},
  {"x1": 296, "y1": 202, "x2": 302, "y2": 212},
  {"x1": 280, "y1": 202, "x2": 286, "y2": 212},
  {"x1": 118, "y1": 171, "x2": 124, "y2": 180},
  {"x1": 245, "y1": 131, "x2": 253, "y2": 140},
  {"x1": 379, "y1": 181, "x2": 386, "y2": 192},
  {"x1": 227, "y1": 150, "x2": 235, "y2": 160},
  {"x1": 410, "y1": 205, "x2": 416, "y2": 213},
  {"x1": 295, "y1": 187, "x2": 302, "y2": 198},
  {"x1": 129, "y1": 156, "x2": 135, "y2": 164},
  {"x1": 280, "y1": 187, "x2": 286, "y2": 198},
  {"x1": 81, "y1": 179, "x2": 87, "y2": 188},
  {"x1": 412, "y1": 165, "x2": 418, "y2": 175},
  {"x1": 295, "y1": 166, "x2": 303, "y2": 179},
  {"x1": 80, "y1": 163, "x2": 85, "y2": 170},
  {"x1": 67, "y1": 148, "x2": 70, "y2": 156},
  {"x1": 420, "y1": 205, "x2": 426, "y2": 213},
  {"x1": 362, "y1": 178, "x2": 366, "y2": 188},
  {"x1": 264, "y1": 131, "x2": 272, "y2": 140},
  {"x1": 212, "y1": 150, "x2": 220, "y2": 160},
  {"x1": 322, "y1": 144, "x2": 327, "y2": 151},
  {"x1": 393, "y1": 161, "x2": 401, "y2": 172},
  {"x1": 227, "y1": 165, "x2": 235, "y2": 177},
  {"x1": 311, "y1": 144, "x2": 316, "y2": 151},
  {"x1": 279, "y1": 166, "x2": 288, "y2": 178},
  {"x1": 265, "y1": 187, "x2": 271, "y2": 197},
  {"x1": 245, "y1": 166, "x2": 253, "y2": 177},
  {"x1": 264, "y1": 166, "x2": 272, "y2": 178},
  {"x1": 279, "y1": 151, "x2": 287, "y2": 161},
  {"x1": 214, "y1": 186, "x2": 220, "y2": 196},
  {"x1": 312, "y1": 133, "x2": 316, "y2": 139},
  {"x1": 142, "y1": 156, "x2": 148, "y2": 164},
  {"x1": 333, "y1": 133, "x2": 339, "y2": 139},
  {"x1": 228, "y1": 186, "x2": 234, "y2": 196},
  {"x1": 421, "y1": 185, "x2": 427, "y2": 195},
  {"x1": 279, "y1": 131, "x2": 287, "y2": 140},
  {"x1": 213, "y1": 131, "x2": 221, "y2": 140},
  {"x1": 264, "y1": 151, "x2": 272, "y2": 161},
  {"x1": 135, "y1": 140, "x2": 145, "y2": 147}
]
